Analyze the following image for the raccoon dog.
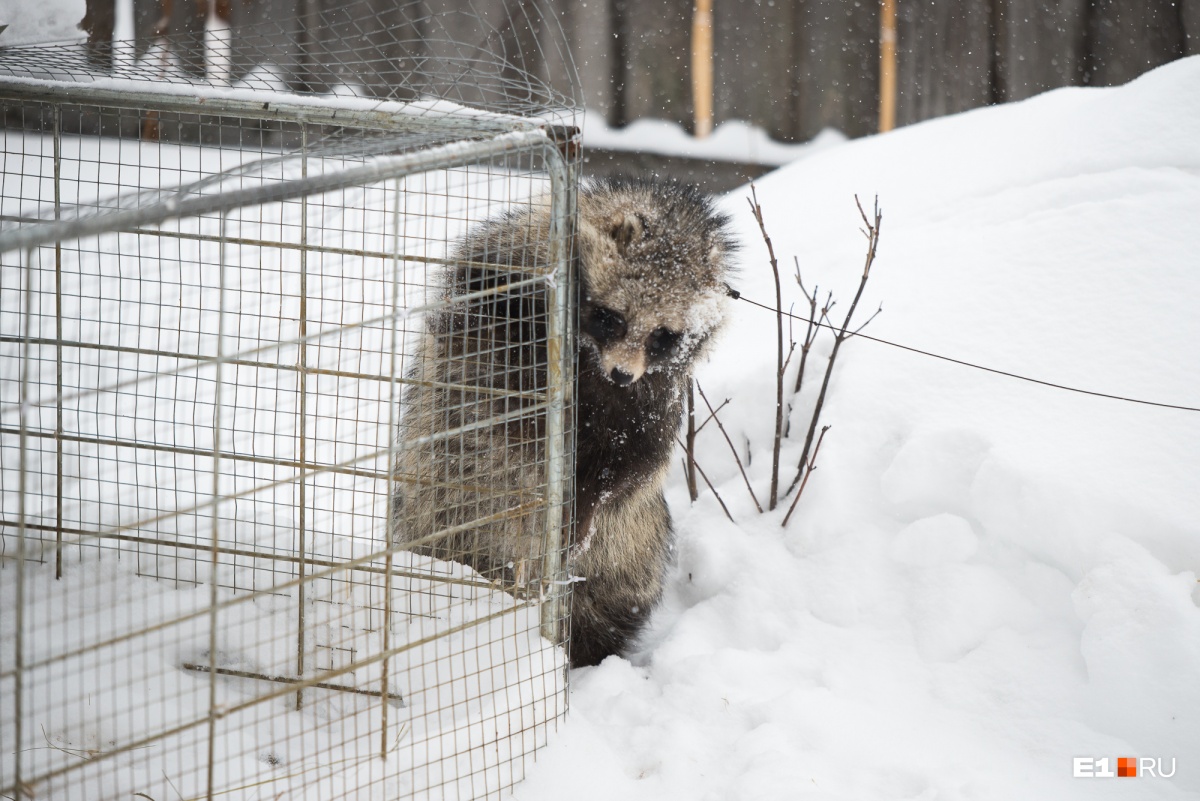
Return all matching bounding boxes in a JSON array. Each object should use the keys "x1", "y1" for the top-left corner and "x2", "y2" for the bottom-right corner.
[{"x1": 390, "y1": 175, "x2": 736, "y2": 667}]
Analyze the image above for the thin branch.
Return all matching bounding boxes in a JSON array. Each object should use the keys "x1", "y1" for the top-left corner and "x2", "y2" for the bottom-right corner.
[
  {"x1": 747, "y1": 184, "x2": 788, "y2": 511},
  {"x1": 787, "y1": 300, "x2": 796, "y2": 349},
  {"x1": 684, "y1": 379, "x2": 698, "y2": 502},
  {"x1": 694, "y1": 397, "x2": 730, "y2": 434},
  {"x1": 780, "y1": 340, "x2": 798, "y2": 376},
  {"x1": 786, "y1": 195, "x2": 882, "y2": 496},
  {"x1": 697, "y1": 382, "x2": 763, "y2": 513},
  {"x1": 848, "y1": 303, "x2": 883, "y2": 338},
  {"x1": 782, "y1": 425, "x2": 830, "y2": 527},
  {"x1": 781, "y1": 301, "x2": 798, "y2": 375},
  {"x1": 791, "y1": 256, "x2": 820, "y2": 400},
  {"x1": 676, "y1": 437, "x2": 735, "y2": 522}
]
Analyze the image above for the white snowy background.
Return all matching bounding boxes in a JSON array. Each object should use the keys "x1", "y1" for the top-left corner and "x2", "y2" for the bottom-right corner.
[{"x1": 514, "y1": 56, "x2": 1200, "y2": 800}]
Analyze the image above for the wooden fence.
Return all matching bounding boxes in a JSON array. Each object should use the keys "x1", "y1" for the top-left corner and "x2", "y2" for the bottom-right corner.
[{"x1": 69, "y1": 0, "x2": 1200, "y2": 140}]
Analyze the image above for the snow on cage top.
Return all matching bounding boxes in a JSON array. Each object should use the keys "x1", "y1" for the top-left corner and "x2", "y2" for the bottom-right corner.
[{"x1": 0, "y1": 0, "x2": 581, "y2": 125}]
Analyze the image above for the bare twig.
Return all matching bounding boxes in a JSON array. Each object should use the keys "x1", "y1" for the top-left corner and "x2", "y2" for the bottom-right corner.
[
  {"x1": 781, "y1": 339, "x2": 798, "y2": 377},
  {"x1": 848, "y1": 303, "x2": 884, "y2": 338},
  {"x1": 694, "y1": 397, "x2": 730, "y2": 433},
  {"x1": 684, "y1": 379, "x2": 698, "y2": 502},
  {"x1": 747, "y1": 184, "x2": 788, "y2": 511},
  {"x1": 791, "y1": 255, "x2": 820, "y2": 413},
  {"x1": 786, "y1": 195, "x2": 882, "y2": 496},
  {"x1": 697, "y1": 382, "x2": 763, "y2": 513},
  {"x1": 782, "y1": 425, "x2": 830, "y2": 527},
  {"x1": 676, "y1": 437, "x2": 735, "y2": 522}
]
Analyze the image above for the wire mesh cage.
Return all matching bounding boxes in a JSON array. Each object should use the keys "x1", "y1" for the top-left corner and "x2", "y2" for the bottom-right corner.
[{"x1": 0, "y1": 5, "x2": 580, "y2": 799}]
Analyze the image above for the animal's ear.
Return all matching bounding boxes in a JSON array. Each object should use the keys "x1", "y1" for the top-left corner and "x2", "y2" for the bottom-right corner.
[{"x1": 609, "y1": 211, "x2": 643, "y2": 254}]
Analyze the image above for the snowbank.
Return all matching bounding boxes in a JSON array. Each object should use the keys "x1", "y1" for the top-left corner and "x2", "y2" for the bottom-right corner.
[{"x1": 515, "y1": 56, "x2": 1200, "y2": 800}]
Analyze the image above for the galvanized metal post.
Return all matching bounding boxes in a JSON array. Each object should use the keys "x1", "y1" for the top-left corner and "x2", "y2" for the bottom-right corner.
[
  {"x1": 53, "y1": 104, "x2": 64, "y2": 580},
  {"x1": 204, "y1": 212, "x2": 231, "y2": 801},
  {"x1": 295, "y1": 124, "x2": 309, "y2": 711},
  {"x1": 13, "y1": 248, "x2": 34, "y2": 799},
  {"x1": 380, "y1": 175, "x2": 403, "y2": 759},
  {"x1": 539, "y1": 136, "x2": 576, "y2": 647}
]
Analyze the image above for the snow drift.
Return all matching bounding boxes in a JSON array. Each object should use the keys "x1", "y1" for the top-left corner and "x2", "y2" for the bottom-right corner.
[{"x1": 514, "y1": 55, "x2": 1200, "y2": 801}]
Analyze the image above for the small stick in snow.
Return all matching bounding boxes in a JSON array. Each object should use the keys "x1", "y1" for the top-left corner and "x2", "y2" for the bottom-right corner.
[
  {"x1": 785, "y1": 195, "x2": 883, "y2": 497},
  {"x1": 694, "y1": 396, "x2": 730, "y2": 434},
  {"x1": 747, "y1": 184, "x2": 788, "y2": 511},
  {"x1": 791, "y1": 256, "x2": 820, "y2": 398},
  {"x1": 697, "y1": 382, "x2": 763, "y2": 513},
  {"x1": 685, "y1": 380, "x2": 699, "y2": 502},
  {"x1": 782, "y1": 425, "x2": 830, "y2": 527},
  {"x1": 676, "y1": 438, "x2": 735, "y2": 522}
]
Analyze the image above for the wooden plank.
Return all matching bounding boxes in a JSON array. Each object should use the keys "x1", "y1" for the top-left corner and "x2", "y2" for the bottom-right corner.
[
  {"x1": 621, "y1": 0, "x2": 693, "y2": 130},
  {"x1": 1083, "y1": 0, "x2": 1186, "y2": 86},
  {"x1": 712, "y1": 0, "x2": 795, "y2": 139},
  {"x1": 791, "y1": 0, "x2": 879, "y2": 140},
  {"x1": 896, "y1": 0, "x2": 992, "y2": 126},
  {"x1": 1186, "y1": 0, "x2": 1200, "y2": 56},
  {"x1": 994, "y1": 0, "x2": 1086, "y2": 101},
  {"x1": 556, "y1": 0, "x2": 613, "y2": 119}
]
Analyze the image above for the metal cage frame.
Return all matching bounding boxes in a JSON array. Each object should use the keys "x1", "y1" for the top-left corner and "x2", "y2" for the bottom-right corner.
[{"x1": 0, "y1": 42, "x2": 579, "y2": 800}]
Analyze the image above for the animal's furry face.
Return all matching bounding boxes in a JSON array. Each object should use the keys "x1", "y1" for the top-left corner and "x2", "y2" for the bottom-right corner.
[{"x1": 578, "y1": 177, "x2": 737, "y2": 386}]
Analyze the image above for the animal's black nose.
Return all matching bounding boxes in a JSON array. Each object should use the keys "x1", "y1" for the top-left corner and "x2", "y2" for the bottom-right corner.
[{"x1": 610, "y1": 367, "x2": 634, "y2": 386}]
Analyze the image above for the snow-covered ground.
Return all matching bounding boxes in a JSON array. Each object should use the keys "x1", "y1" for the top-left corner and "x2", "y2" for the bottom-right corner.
[{"x1": 514, "y1": 56, "x2": 1200, "y2": 800}]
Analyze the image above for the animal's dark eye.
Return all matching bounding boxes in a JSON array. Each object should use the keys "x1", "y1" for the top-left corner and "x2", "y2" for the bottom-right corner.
[
  {"x1": 584, "y1": 306, "x2": 626, "y2": 343},
  {"x1": 646, "y1": 327, "x2": 680, "y2": 359}
]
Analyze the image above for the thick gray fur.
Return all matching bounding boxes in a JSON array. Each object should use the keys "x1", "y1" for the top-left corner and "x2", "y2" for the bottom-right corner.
[{"x1": 390, "y1": 175, "x2": 737, "y2": 667}]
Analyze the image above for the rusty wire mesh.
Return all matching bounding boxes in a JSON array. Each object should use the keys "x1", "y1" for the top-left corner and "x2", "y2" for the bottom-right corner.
[{"x1": 0, "y1": 7, "x2": 579, "y2": 799}]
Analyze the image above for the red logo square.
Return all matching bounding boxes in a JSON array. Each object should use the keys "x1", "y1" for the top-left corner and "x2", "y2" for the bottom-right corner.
[{"x1": 1117, "y1": 757, "x2": 1137, "y2": 777}]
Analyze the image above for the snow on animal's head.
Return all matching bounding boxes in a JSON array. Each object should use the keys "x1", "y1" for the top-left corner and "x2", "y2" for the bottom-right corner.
[{"x1": 577, "y1": 176, "x2": 738, "y2": 387}]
